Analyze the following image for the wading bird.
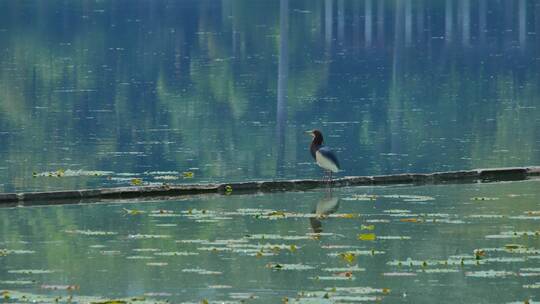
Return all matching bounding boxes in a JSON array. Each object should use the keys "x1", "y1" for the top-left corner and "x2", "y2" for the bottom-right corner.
[{"x1": 306, "y1": 129, "x2": 341, "y2": 182}]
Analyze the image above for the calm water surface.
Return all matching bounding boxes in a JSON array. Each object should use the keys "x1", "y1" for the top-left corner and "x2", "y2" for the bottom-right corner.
[
  {"x1": 0, "y1": 1, "x2": 539, "y2": 192},
  {"x1": 1, "y1": 180, "x2": 540, "y2": 302}
]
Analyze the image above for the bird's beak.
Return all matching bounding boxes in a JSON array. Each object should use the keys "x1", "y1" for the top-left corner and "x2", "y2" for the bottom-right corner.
[{"x1": 305, "y1": 130, "x2": 314, "y2": 136}]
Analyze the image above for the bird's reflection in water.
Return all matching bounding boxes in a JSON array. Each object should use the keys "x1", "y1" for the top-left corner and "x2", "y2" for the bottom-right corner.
[{"x1": 309, "y1": 192, "x2": 340, "y2": 233}]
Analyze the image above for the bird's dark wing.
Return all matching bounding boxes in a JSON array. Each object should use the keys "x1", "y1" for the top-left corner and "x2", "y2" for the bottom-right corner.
[{"x1": 317, "y1": 146, "x2": 341, "y2": 170}]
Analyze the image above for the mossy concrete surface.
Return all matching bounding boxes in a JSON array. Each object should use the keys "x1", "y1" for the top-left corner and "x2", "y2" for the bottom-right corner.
[{"x1": 1, "y1": 166, "x2": 538, "y2": 206}]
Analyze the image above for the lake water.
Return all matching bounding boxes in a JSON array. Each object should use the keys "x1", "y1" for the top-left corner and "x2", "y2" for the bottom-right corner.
[
  {"x1": 0, "y1": 0, "x2": 539, "y2": 192},
  {"x1": 1, "y1": 180, "x2": 540, "y2": 303},
  {"x1": 1, "y1": 2, "x2": 540, "y2": 302}
]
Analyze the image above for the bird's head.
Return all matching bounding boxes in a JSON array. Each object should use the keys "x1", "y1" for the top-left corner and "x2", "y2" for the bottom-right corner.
[
  {"x1": 305, "y1": 129, "x2": 322, "y2": 138},
  {"x1": 305, "y1": 129, "x2": 323, "y2": 145}
]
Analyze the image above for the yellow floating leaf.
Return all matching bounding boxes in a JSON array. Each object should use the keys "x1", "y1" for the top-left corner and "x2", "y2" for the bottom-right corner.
[
  {"x1": 338, "y1": 213, "x2": 356, "y2": 219},
  {"x1": 339, "y1": 252, "x2": 357, "y2": 264},
  {"x1": 289, "y1": 245, "x2": 297, "y2": 253},
  {"x1": 123, "y1": 208, "x2": 145, "y2": 215},
  {"x1": 358, "y1": 233, "x2": 376, "y2": 241},
  {"x1": 183, "y1": 171, "x2": 194, "y2": 179},
  {"x1": 361, "y1": 224, "x2": 375, "y2": 230},
  {"x1": 267, "y1": 211, "x2": 286, "y2": 217},
  {"x1": 130, "y1": 178, "x2": 143, "y2": 186},
  {"x1": 504, "y1": 244, "x2": 522, "y2": 250}
]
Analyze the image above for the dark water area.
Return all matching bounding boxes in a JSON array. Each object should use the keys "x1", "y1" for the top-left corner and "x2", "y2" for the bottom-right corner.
[{"x1": 0, "y1": 0, "x2": 539, "y2": 192}]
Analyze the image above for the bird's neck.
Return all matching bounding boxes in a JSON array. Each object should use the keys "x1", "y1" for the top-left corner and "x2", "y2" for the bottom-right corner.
[{"x1": 310, "y1": 136, "x2": 323, "y2": 159}]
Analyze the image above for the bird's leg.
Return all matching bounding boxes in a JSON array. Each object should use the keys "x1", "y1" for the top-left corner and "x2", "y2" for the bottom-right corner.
[
  {"x1": 325, "y1": 170, "x2": 331, "y2": 187},
  {"x1": 329, "y1": 171, "x2": 334, "y2": 193}
]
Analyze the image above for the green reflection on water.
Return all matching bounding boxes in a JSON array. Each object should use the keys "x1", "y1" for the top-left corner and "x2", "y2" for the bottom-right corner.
[
  {"x1": 0, "y1": 180, "x2": 539, "y2": 302},
  {"x1": 0, "y1": 0, "x2": 539, "y2": 192}
]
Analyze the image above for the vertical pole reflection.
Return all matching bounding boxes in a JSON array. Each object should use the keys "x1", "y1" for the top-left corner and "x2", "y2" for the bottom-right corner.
[
  {"x1": 228, "y1": 0, "x2": 239, "y2": 57},
  {"x1": 460, "y1": 0, "x2": 470, "y2": 47},
  {"x1": 537, "y1": 1, "x2": 540, "y2": 48},
  {"x1": 479, "y1": 0, "x2": 487, "y2": 46},
  {"x1": 276, "y1": 0, "x2": 289, "y2": 176},
  {"x1": 390, "y1": 0, "x2": 404, "y2": 155},
  {"x1": 519, "y1": 0, "x2": 526, "y2": 48},
  {"x1": 405, "y1": 0, "x2": 412, "y2": 46},
  {"x1": 377, "y1": 0, "x2": 385, "y2": 47},
  {"x1": 353, "y1": 1, "x2": 361, "y2": 49},
  {"x1": 416, "y1": 0, "x2": 425, "y2": 45},
  {"x1": 365, "y1": 0, "x2": 373, "y2": 48},
  {"x1": 325, "y1": 0, "x2": 333, "y2": 50},
  {"x1": 337, "y1": 0, "x2": 345, "y2": 45},
  {"x1": 445, "y1": 0, "x2": 453, "y2": 44},
  {"x1": 504, "y1": 0, "x2": 513, "y2": 49}
]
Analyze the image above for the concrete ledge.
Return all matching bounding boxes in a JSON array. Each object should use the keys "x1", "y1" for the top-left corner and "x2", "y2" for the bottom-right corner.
[
  {"x1": 0, "y1": 193, "x2": 18, "y2": 203},
  {"x1": 1, "y1": 166, "x2": 538, "y2": 206},
  {"x1": 479, "y1": 167, "x2": 528, "y2": 181},
  {"x1": 18, "y1": 190, "x2": 83, "y2": 201}
]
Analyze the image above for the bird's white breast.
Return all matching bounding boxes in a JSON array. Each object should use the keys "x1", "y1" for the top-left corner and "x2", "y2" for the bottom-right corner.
[{"x1": 315, "y1": 150, "x2": 339, "y2": 173}]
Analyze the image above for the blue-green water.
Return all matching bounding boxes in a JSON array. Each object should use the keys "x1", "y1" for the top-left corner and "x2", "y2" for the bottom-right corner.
[
  {"x1": 1, "y1": 180, "x2": 540, "y2": 303},
  {"x1": 0, "y1": 0, "x2": 539, "y2": 192}
]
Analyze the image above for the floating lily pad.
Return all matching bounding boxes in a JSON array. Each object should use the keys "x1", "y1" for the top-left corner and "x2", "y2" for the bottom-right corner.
[
  {"x1": 465, "y1": 270, "x2": 515, "y2": 278},
  {"x1": 244, "y1": 234, "x2": 311, "y2": 241},
  {"x1": 40, "y1": 284, "x2": 79, "y2": 291},
  {"x1": 342, "y1": 194, "x2": 378, "y2": 201},
  {"x1": 181, "y1": 268, "x2": 222, "y2": 275},
  {"x1": 377, "y1": 236, "x2": 411, "y2": 240},
  {"x1": 310, "y1": 275, "x2": 355, "y2": 281},
  {"x1": 207, "y1": 285, "x2": 232, "y2": 289},
  {"x1": 0, "y1": 249, "x2": 35, "y2": 255},
  {"x1": 266, "y1": 263, "x2": 315, "y2": 271},
  {"x1": 383, "y1": 272, "x2": 417, "y2": 276},
  {"x1": 65, "y1": 230, "x2": 117, "y2": 236},
  {"x1": 417, "y1": 268, "x2": 460, "y2": 273},
  {"x1": 0, "y1": 280, "x2": 35, "y2": 285},
  {"x1": 153, "y1": 175, "x2": 178, "y2": 180},
  {"x1": 128, "y1": 234, "x2": 170, "y2": 239},
  {"x1": 8, "y1": 269, "x2": 55, "y2": 274},
  {"x1": 154, "y1": 251, "x2": 199, "y2": 256},
  {"x1": 470, "y1": 197, "x2": 500, "y2": 201},
  {"x1": 100, "y1": 250, "x2": 121, "y2": 256},
  {"x1": 133, "y1": 248, "x2": 161, "y2": 252},
  {"x1": 322, "y1": 265, "x2": 365, "y2": 272},
  {"x1": 468, "y1": 214, "x2": 505, "y2": 219},
  {"x1": 146, "y1": 262, "x2": 168, "y2": 267},
  {"x1": 329, "y1": 250, "x2": 385, "y2": 258},
  {"x1": 126, "y1": 256, "x2": 154, "y2": 260}
]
